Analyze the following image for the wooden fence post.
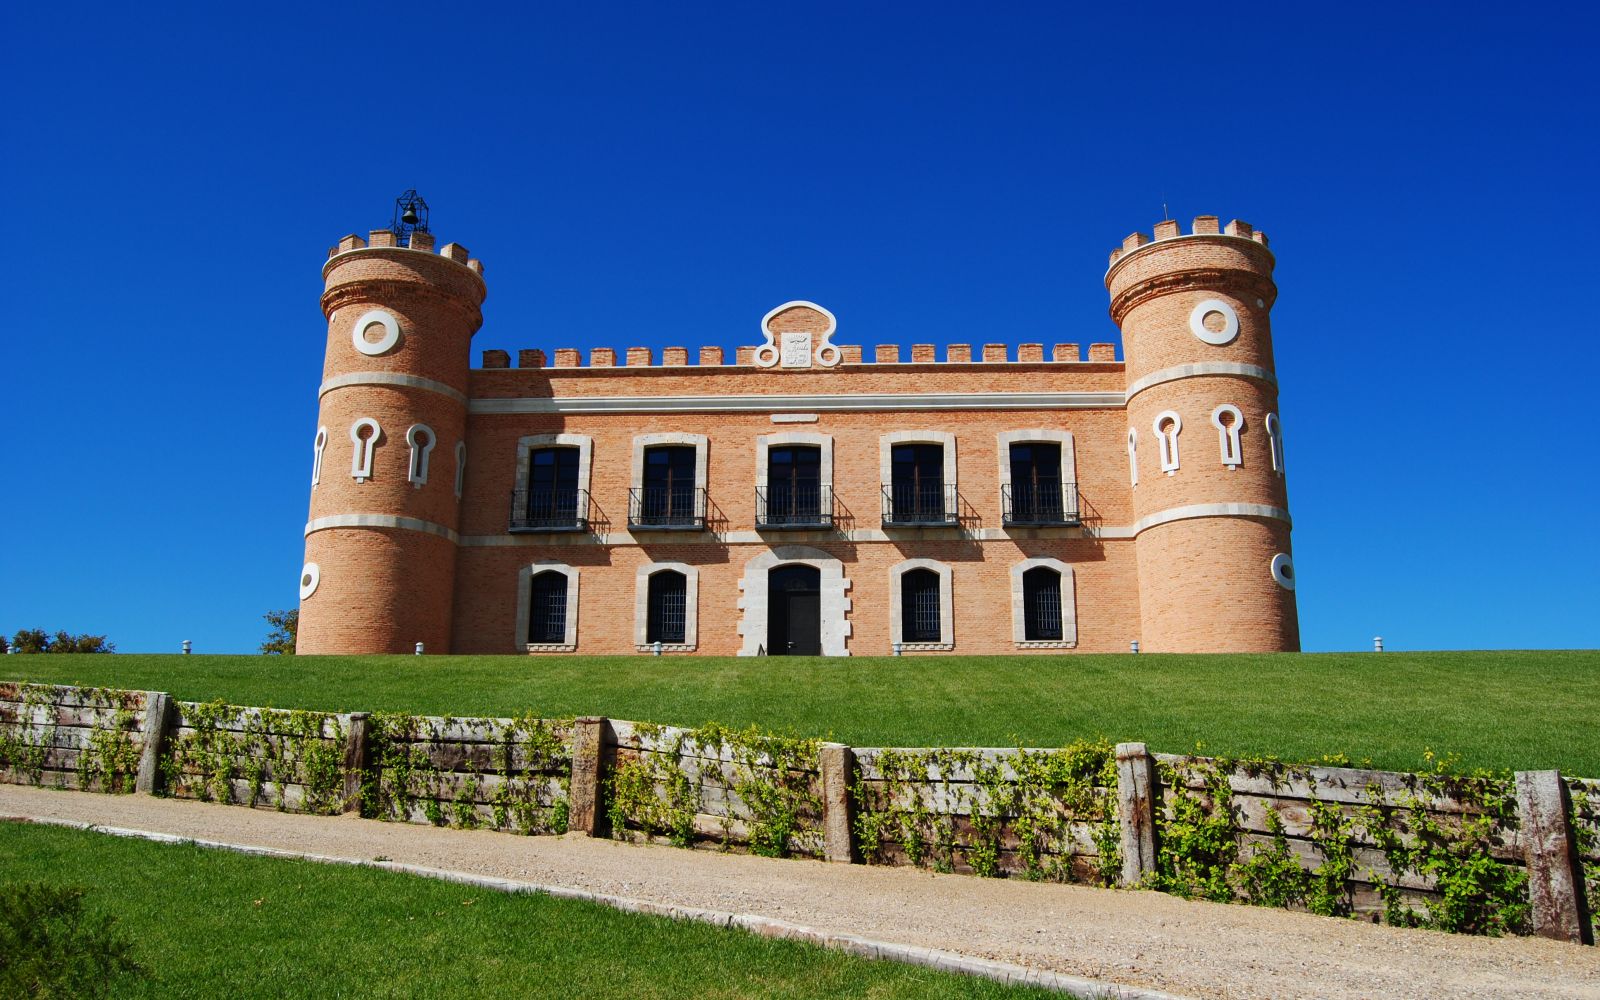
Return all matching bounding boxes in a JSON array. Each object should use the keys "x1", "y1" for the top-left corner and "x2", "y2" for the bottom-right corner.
[
  {"x1": 569, "y1": 716, "x2": 612, "y2": 837},
  {"x1": 134, "y1": 691, "x2": 174, "y2": 795},
  {"x1": 1115, "y1": 741, "x2": 1159, "y2": 887},
  {"x1": 818, "y1": 743, "x2": 858, "y2": 863},
  {"x1": 342, "y1": 713, "x2": 370, "y2": 813},
  {"x1": 1515, "y1": 769, "x2": 1591, "y2": 944}
]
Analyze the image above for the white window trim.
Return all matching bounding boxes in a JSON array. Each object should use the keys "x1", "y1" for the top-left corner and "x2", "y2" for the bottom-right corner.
[
  {"x1": 889, "y1": 558, "x2": 954, "y2": 651},
  {"x1": 1153, "y1": 410, "x2": 1182, "y2": 476},
  {"x1": 736, "y1": 545, "x2": 852, "y2": 656},
  {"x1": 995, "y1": 428, "x2": 1076, "y2": 504},
  {"x1": 755, "y1": 431, "x2": 834, "y2": 489},
  {"x1": 1265, "y1": 412, "x2": 1285, "y2": 475},
  {"x1": 518, "y1": 561, "x2": 580, "y2": 653},
  {"x1": 405, "y1": 423, "x2": 436, "y2": 487},
  {"x1": 631, "y1": 432, "x2": 709, "y2": 497},
  {"x1": 454, "y1": 441, "x2": 466, "y2": 498},
  {"x1": 1210, "y1": 404, "x2": 1244, "y2": 469},
  {"x1": 350, "y1": 417, "x2": 381, "y2": 482},
  {"x1": 311, "y1": 426, "x2": 328, "y2": 486},
  {"x1": 1010, "y1": 557, "x2": 1078, "y2": 648},
  {"x1": 878, "y1": 430, "x2": 957, "y2": 488},
  {"x1": 517, "y1": 433, "x2": 593, "y2": 496},
  {"x1": 634, "y1": 562, "x2": 699, "y2": 651}
]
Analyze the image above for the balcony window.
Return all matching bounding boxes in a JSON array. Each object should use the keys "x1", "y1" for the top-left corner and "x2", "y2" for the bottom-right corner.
[
  {"x1": 885, "y1": 443, "x2": 956, "y2": 524},
  {"x1": 512, "y1": 446, "x2": 588, "y2": 531},
  {"x1": 998, "y1": 431, "x2": 1079, "y2": 527}
]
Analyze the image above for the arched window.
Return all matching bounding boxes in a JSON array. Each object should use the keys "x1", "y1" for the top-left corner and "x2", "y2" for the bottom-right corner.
[
  {"x1": 1009, "y1": 558, "x2": 1077, "y2": 648},
  {"x1": 646, "y1": 570, "x2": 687, "y2": 645},
  {"x1": 900, "y1": 569, "x2": 942, "y2": 643},
  {"x1": 1022, "y1": 566, "x2": 1063, "y2": 640},
  {"x1": 527, "y1": 571, "x2": 569, "y2": 645},
  {"x1": 518, "y1": 562, "x2": 579, "y2": 652}
]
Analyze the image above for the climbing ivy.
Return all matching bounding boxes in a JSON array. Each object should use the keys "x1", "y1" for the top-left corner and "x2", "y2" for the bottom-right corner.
[
  {"x1": 161, "y1": 701, "x2": 346, "y2": 814},
  {"x1": 364, "y1": 712, "x2": 571, "y2": 835},
  {"x1": 854, "y1": 740, "x2": 1119, "y2": 884},
  {"x1": 1567, "y1": 780, "x2": 1600, "y2": 940},
  {"x1": 607, "y1": 722, "x2": 821, "y2": 858},
  {"x1": 0, "y1": 684, "x2": 142, "y2": 792}
]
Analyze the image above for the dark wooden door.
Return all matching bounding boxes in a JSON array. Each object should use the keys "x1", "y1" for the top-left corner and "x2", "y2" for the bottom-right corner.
[{"x1": 768, "y1": 565, "x2": 822, "y2": 656}]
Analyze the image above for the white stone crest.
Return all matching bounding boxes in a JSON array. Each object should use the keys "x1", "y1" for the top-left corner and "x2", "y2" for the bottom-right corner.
[{"x1": 753, "y1": 301, "x2": 842, "y2": 369}]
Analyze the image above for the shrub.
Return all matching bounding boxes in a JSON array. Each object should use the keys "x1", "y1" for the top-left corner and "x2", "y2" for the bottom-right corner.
[{"x1": 0, "y1": 882, "x2": 143, "y2": 997}]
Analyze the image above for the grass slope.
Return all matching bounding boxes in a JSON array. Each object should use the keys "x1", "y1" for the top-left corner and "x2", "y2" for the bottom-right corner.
[
  {"x1": 6, "y1": 650, "x2": 1598, "y2": 775},
  {"x1": 0, "y1": 823, "x2": 1051, "y2": 999}
]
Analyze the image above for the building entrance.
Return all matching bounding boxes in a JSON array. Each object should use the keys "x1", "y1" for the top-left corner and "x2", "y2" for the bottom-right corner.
[{"x1": 767, "y1": 564, "x2": 821, "y2": 655}]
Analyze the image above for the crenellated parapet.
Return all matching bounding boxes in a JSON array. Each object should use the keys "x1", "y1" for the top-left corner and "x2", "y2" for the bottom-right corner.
[{"x1": 476, "y1": 338, "x2": 1121, "y2": 369}]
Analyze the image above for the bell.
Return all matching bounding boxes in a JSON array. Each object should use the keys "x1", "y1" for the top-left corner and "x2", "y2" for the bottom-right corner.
[{"x1": 401, "y1": 204, "x2": 420, "y2": 227}]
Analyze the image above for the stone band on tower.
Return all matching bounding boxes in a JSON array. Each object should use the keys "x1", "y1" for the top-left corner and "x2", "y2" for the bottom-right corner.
[
  {"x1": 1108, "y1": 215, "x2": 1300, "y2": 653},
  {"x1": 296, "y1": 227, "x2": 486, "y2": 654}
]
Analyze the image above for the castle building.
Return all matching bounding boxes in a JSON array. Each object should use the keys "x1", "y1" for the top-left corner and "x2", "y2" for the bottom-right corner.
[{"x1": 296, "y1": 213, "x2": 1299, "y2": 656}]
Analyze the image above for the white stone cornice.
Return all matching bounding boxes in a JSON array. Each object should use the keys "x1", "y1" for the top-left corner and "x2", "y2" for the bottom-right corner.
[
  {"x1": 468, "y1": 391, "x2": 1124, "y2": 416},
  {"x1": 1132, "y1": 502, "x2": 1291, "y2": 536},
  {"x1": 320, "y1": 372, "x2": 467, "y2": 404},
  {"x1": 1125, "y1": 362, "x2": 1276, "y2": 402},
  {"x1": 305, "y1": 513, "x2": 459, "y2": 543}
]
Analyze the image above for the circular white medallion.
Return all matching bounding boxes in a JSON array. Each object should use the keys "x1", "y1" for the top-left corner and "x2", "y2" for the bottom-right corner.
[
  {"x1": 1270, "y1": 553, "x2": 1295, "y2": 591},
  {"x1": 300, "y1": 562, "x2": 321, "y2": 600},
  {"x1": 351, "y1": 309, "x2": 401, "y2": 356},
  {"x1": 1189, "y1": 299, "x2": 1239, "y2": 346}
]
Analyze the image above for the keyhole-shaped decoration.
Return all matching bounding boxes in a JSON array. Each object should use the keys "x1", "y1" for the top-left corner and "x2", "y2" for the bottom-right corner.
[
  {"x1": 1153, "y1": 411, "x2": 1182, "y2": 475},
  {"x1": 350, "y1": 418, "x2": 381, "y2": 482},
  {"x1": 1126, "y1": 428, "x2": 1138, "y2": 487},
  {"x1": 1265, "y1": 412, "x2": 1285, "y2": 476},
  {"x1": 405, "y1": 424, "x2": 436, "y2": 488},
  {"x1": 311, "y1": 426, "x2": 328, "y2": 486},
  {"x1": 1211, "y1": 404, "x2": 1244, "y2": 469}
]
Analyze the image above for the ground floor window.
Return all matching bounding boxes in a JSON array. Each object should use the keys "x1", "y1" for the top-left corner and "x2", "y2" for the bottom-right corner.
[
  {"x1": 889, "y1": 558, "x2": 954, "y2": 650},
  {"x1": 647, "y1": 570, "x2": 687, "y2": 644},
  {"x1": 528, "y1": 571, "x2": 568, "y2": 644}
]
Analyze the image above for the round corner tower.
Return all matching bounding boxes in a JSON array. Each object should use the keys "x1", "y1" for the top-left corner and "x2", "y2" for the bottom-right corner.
[
  {"x1": 1107, "y1": 215, "x2": 1299, "y2": 653},
  {"x1": 296, "y1": 225, "x2": 487, "y2": 654}
]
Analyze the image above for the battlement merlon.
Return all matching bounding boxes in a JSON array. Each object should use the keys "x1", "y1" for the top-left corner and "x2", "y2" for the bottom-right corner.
[
  {"x1": 1104, "y1": 215, "x2": 1277, "y2": 326},
  {"x1": 475, "y1": 341, "x2": 1122, "y2": 370},
  {"x1": 320, "y1": 230, "x2": 487, "y2": 323}
]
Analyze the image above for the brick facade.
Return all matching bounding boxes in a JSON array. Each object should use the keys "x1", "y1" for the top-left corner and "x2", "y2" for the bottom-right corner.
[{"x1": 296, "y1": 216, "x2": 1300, "y2": 656}]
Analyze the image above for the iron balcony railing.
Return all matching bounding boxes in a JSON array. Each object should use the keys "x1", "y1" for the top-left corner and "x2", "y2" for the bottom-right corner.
[
  {"x1": 510, "y1": 487, "x2": 590, "y2": 532},
  {"x1": 755, "y1": 484, "x2": 834, "y2": 529},
  {"x1": 628, "y1": 486, "x2": 708, "y2": 530},
  {"x1": 881, "y1": 483, "x2": 959, "y2": 526},
  {"x1": 1001, "y1": 481, "x2": 1081, "y2": 527}
]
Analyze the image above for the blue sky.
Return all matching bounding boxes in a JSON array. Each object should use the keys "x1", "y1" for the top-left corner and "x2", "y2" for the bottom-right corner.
[{"x1": 2, "y1": 3, "x2": 1596, "y2": 653}]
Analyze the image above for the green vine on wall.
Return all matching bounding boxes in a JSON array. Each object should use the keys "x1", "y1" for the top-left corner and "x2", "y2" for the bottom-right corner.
[
  {"x1": 364, "y1": 712, "x2": 571, "y2": 835},
  {"x1": 1153, "y1": 751, "x2": 1530, "y2": 936},
  {"x1": 0, "y1": 684, "x2": 143, "y2": 793},
  {"x1": 854, "y1": 740, "x2": 1120, "y2": 884},
  {"x1": 1567, "y1": 780, "x2": 1600, "y2": 940},
  {"x1": 607, "y1": 722, "x2": 821, "y2": 858},
  {"x1": 160, "y1": 701, "x2": 346, "y2": 814}
]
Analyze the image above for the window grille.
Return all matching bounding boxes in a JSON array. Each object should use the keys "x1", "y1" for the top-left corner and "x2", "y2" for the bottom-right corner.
[
  {"x1": 1023, "y1": 567, "x2": 1063, "y2": 641},
  {"x1": 528, "y1": 572, "x2": 568, "y2": 644},
  {"x1": 901, "y1": 568, "x2": 942, "y2": 643},
  {"x1": 647, "y1": 571, "x2": 687, "y2": 644}
]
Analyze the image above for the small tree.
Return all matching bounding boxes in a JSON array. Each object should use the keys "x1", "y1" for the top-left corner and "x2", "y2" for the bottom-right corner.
[
  {"x1": 0, "y1": 882, "x2": 143, "y2": 997},
  {"x1": 9, "y1": 629, "x2": 51, "y2": 654},
  {"x1": 7, "y1": 630, "x2": 114, "y2": 654},
  {"x1": 261, "y1": 608, "x2": 299, "y2": 655}
]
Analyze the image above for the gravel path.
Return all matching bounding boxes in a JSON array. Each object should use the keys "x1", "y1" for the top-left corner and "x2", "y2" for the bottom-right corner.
[{"x1": 3, "y1": 786, "x2": 1596, "y2": 999}]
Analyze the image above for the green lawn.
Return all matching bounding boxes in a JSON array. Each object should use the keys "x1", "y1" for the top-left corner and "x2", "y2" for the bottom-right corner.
[
  {"x1": 6, "y1": 650, "x2": 1598, "y2": 775},
  {"x1": 0, "y1": 822, "x2": 1050, "y2": 999}
]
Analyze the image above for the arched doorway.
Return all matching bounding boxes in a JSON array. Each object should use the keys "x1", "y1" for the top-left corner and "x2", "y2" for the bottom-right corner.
[{"x1": 767, "y1": 564, "x2": 821, "y2": 655}]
